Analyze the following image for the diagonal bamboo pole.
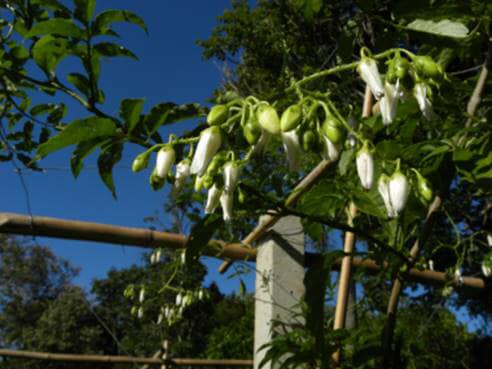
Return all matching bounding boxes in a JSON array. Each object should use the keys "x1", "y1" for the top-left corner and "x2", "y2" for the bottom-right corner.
[
  {"x1": 382, "y1": 35, "x2": 492, "y2": 368},
  {"x1": 331, "y1": 86, "x2": 373, "y2": 366},
  {"x1": 218, "y1": 159, "x2": 335, "y2": 273}
]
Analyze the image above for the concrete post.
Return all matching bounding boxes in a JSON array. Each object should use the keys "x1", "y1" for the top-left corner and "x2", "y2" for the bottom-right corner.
[{"x1": 254, "y1": 216, "x2": 305, "y2": 369}]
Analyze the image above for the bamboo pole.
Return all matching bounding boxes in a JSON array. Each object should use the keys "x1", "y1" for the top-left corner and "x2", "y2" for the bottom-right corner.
[
  {"x1": 218, "y1": 159, "x2": 335, "y2": 274},
  {"x1": 331, "y1": 86, "x2": 373, "y2": 366},
  {"x1": 0, "y1": 348, "x2": 253, "y2": 366},
  {"x1": 0, "y1": 212, "x2": 255, "y2": 261}
]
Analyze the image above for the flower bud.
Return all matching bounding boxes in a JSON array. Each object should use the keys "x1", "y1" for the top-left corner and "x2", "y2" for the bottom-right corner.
[
  {"x1": 388, "y1": 169, "x2": 409, "y2": 216},
  {"x1": 243, "y1": 120, "x2": 261, "y2": 145},
  {"x1": 356, "y1": 143, "x2": 374, "y2": 190},
  {"x1": 257, "y1": 104, "x2": 280, "y2": 135},
  {"x1": 280, "y1": 104, "x2": 302, "y2": 132},
  {"x1": 205, "y1": 184, "x2": 222, "y2": 214},
  {"x1": 302, "y1": 130, "x2": 317, "y2": 152},
  {"x1": 379, "y1": 80, "x2": 402, "y2": 125},
  {"x1": 207, "y1": 104, "x2": 228, "y2": 126},
  {"x1": 378, "y1": 174, "x2": 397, "y2": 218},
  {"x1": 386, "y1": 56, "x2": 410, "y2": 82},
  {"x1": 413, "y1": 55, "x2": 443, "y2": 79},
  {"x1": 132, "y1": 151, "x2": 150, "y2": 172},
  {"x1": 191, "y1": 127, "x2": 222, "y2": 176},
  {"x1": 412, "y1": 169, "x2": 433, "y2": 203},
  {"x1": 357, "y1": 56, "x2": 385, "y2": 99},
  {"x1": 155, "y1": 146, "x2": 176, "y2": 178},
  {"x1": 321, "y1": 117, "x2": 343, "y2": 144},
  {"x1": 281, "y1": 130, "x2": 303, "y2": 171}
]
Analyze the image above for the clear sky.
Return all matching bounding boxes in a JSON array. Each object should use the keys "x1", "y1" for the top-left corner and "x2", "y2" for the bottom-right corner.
[{"x1": 0, "y1": 0, "x2": 254, "y2": 294}]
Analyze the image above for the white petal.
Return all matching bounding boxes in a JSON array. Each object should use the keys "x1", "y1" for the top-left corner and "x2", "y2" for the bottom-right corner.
[
  {"x1": 172, "y1": 161, "x2": 191, "y2": 195},
  {"x1": 281, "y1": 130, "x2": 303, "y2": 171},
  {"x1": 220, "y1": 191, "x2": 233, "y2": 222},
  {"x1": 205, "y1": 184, "x2": 222, "y2": 214},
  {"x1": 356, "y1": 150, "x2": 374, "y2": 190},
  {"x1": 482, "y1": 263, "x2": 491, "y2": 277},
  {"x1": 380, "y1": 80, "x2": 401, "y2": 125},
  {"x1": 190, "y1": 129, "x2": 222, "y2": 176},
  {"x1": 487, "y1": 233, "x2": 492, "y2": 247},
  {"x1": 358, "y1": 58, "x2": 385, "y2": 99},
  {"x1": 388, "y1": 173, "x2": 409, "y2": 215},
  {"x1": 223, "y1": 162, "x2": 240, "y2": 193},
  {"x1": 378, "y1": 175, "x2": 396, "y2": 218},
  {"x1": 413, "y1": 83, "x2": 435, "y2": 121},
  {"x1": 155, "y1": 148, "x2": 175, "y2": 178},
  {"x1": 321, "y1": 136, "x2": 340, "y2": 161}
]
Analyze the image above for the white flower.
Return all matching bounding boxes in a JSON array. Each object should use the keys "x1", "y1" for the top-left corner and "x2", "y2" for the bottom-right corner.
[
  {"x1": 155, "y1": 147, "x2": 175, "y2": 178},
  {"x1": 137, "y1": 306, "x2": 144, "y2": 319},
  {"x1": 380, "y1": 80, "x2": 402, "y2": 125},
  {"x1": 378, "y1": 174, "x2": 397, "y2": 218},
  {"x1": 205, "y1": 184, "x2": 222, "y2": 214},
  {"x1": 220, "y1": 191, "x2": 233, "y2": 222},
  {"x1": 172, "y1": 160, "x2": 191, "y2": 195},
  {"x1": 428, "y1": 259, "x2": 434, "y2": 271},
  {"x1": 487, "y1": 233, "x2": 492, "y2": 247},
  {"x1": 321, "y1": 136, "x2": 340, "y2": 162},
  {"x1": 190, "y1": 127, "x2": 222, "y2": 176},
  {"x1": 388, "y1": 171, "x2": 409, "y2": 216},
  {"x1": 281, "y1": 130, "x2": 303, "y2": 170},
  {"x1": 150, "y1": 252, "x2": 156, "y2": 265},
  {"x1": 358, "y1": 57, "x2": 385, "y2": 100},
  {"x1": 223, "y1": 162, "x2": 240, "y2": 193},
  {"x1": 413, "y1": 83, "x2": 435, "y2": 120},
  {"x1": 454, "y1": 268, "x2": 463, "y2": 285},
  {"x1": 156, "y1": 249, "x2": 161, "y2": 262},
  {"x1": 482, "y1": 263, "x2": 491, "y2": 277},
  {"x1": 139, "y1": 288, "x2": 145, "y2": 303},
  {"x1": 157, "y1": 313, "x2": 163, "y2": 325},
  {"x1": 252, "y1": 130, "x2": 271, "y2": 156},
  {"x1": 175, "y1": 293, "x2": 182, "y2": 306},
  {"x1": 356, "y1": 147, "x2": 374, "y2": 190},
  {"x1": 180, "y1": 250, "x2": 186, "y2": 265},
  {"x1": 198, "y1": 289, "x2": 204, "y2": 300}
]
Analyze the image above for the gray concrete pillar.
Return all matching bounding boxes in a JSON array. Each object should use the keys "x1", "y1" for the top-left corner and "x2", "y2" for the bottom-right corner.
[{"x1": 254, "y1": 216, "x2": 305, "y2": 369}]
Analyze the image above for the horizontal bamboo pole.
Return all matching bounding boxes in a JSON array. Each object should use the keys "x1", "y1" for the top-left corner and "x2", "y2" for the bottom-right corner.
[
  {"x1": 0, "y1": 212, "x2": 486, "y2": 290},
  {"x1": 0, "y1": 348, "x2": 253, "y2": 366},
  {"x1": 0, "y1": 212, "x2": 255, "y2": 261}
]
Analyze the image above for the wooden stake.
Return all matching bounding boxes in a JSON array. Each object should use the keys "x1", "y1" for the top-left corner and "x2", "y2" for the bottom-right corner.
[{"x1": 332, "y1": 86, "x2": 373, "y2": 366}]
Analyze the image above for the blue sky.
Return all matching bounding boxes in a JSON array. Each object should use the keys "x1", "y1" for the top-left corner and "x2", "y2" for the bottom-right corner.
[{"x1": 0, "y1": 0, "x2": 254, "y2": 294}]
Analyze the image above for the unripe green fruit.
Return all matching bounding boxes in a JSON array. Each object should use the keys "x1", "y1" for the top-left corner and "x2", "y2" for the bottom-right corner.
[
  {"x1": 203, "y1": 174, "x2": 214, "y2": 189},
  {"x1": 280, "y1": 104, "x2": 302, "y2": 132},
  {"x1": 243, "y1": 121, "x2": 261, "y2": 145},
  {"x1": 132, "y1": 151, "x2": 150, "y2": 172},
  {"x1": 387, "y1": 57, "x2": 410, "y2": 82},
  {"x1": 207, "y1": 105, "x2": 228, "y2": 126},
  {"x1": 302, "y1": 130, "x2": 316, "y2": 152},
  {"x1": 321, "y1": 118, "x2": 343, "y2": 144},
  {"x1": 413, "y1": 55, "x2": 442, "y2": 79},
  {"x1": 256, "y1": 105, "x2": 280, "y2": 135}
]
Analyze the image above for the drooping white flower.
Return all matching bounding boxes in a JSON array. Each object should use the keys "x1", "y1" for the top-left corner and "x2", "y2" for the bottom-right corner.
[
  {"x1": 175, "y1": 293, "x2": 182, "y2": 306},
  {"x1": 139, "y1": 288, "x2": 145, "y2": 303},
  {"x1": 428, "y1": 259, "x2": 434, "y2": 271},
  {"x1": 220, "y1": 191, "x2": 233, "y2": 222},
  {"x1": 223, "y1": 162, "x2": 241, "y2": 193},
  {"x1": 204, "y1": 184, "x2": 222, "y2": 214},
  {"x1": 388, "y1": 171, "x2": 409, "y2": 216},
  {"x1": 281, "y1": 130, "x2": 303, "y2": 170},
  {"x1": 172, "y1": 159, "x2": 191, "y2": 195},
  {"x1": 321, "y1": 136, "x2": 340, "y2": 162},
  {"x1": 155, "y1": 147, "x2": 176, "y2": 178},
  {"x1": 356, "y1": 145, "x2": 374, "y2": 190},
  {"x1": 358, "y1": 57, "x2": 385, "y2": 100},
  {"x1": 454, "y1": 268, "x2": 463, "y2": 286},
  {"x1": 482, "y1": 262, "x2": 491, "y2": 277},
  {"x1": 487, "y1": 233, "x2": 492, "y2": 247},
  {"x1": 137, "y1": 306, "x2": 144, "y2": 319},
  {"x1": 190, "y1": 127, "x2": 222, "y2": 176},
  {"x1": 380, "y1": 79, "x2": 402, "y2": 125},
  {"x1": 378, "y1": 174, "x2": 397, "y2": 218},
  {"x1": 413, "y1": 83, "x2": 435, "y2": 120}
]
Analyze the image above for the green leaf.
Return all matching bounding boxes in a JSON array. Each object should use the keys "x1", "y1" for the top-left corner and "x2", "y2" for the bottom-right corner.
[
  {"x1": 94, "y1": 42, "x2": 138, "y2": 60},
  {"x1": 32, "y1": 35, "x2": 69, "y2": 76},
  {"x1": 185, "y1": 214, "x2": 223, "y2": 262},
  {"x1": 291, "y1": 0, "x2": 323, "y2": 21},
  {"x1": 120, "y1": 98, "x2": 145, "y2": 134},
  {"x1": 67, "y1": 73, "x2": 90, "y2": 97},
  {"x1": 71, "y1": 137, "x2": 108, "y2": 178},
  {"x1": 98, "y1": 142, "x2": 123, "y2": 198},
  {"x1": 405, "y1": 19, "x2": 469, "y2": 39},
  {"x1": 93, "y1": 10, "x2": 148, "y2": 35},
  {"x1": 74, "y1": 0, "x2": 96, "y2": 23},
  {"x1": 144, "y1": 102, "x2": 203, "y2": 135},
  {"x1": 27, "y1": 19, "x2": 83, "y2": 38},
  {"x1": 37, "y1": 117, "x2": 117, "y2": 158}
]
